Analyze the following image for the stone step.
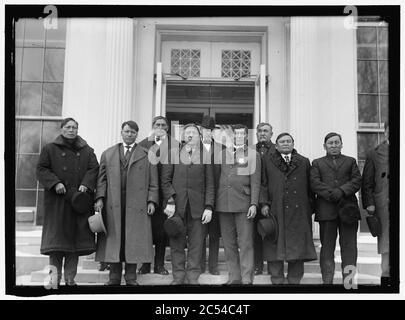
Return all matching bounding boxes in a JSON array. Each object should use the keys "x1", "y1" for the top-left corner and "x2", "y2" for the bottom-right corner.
[{"x1": 25, "y1": 268, "x2": 380, "y2": 286}]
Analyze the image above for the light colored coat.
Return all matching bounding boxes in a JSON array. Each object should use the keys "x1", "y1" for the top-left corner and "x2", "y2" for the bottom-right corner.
[{"x1": 95, "y1": 143, "x2": 159, "y2": 263}]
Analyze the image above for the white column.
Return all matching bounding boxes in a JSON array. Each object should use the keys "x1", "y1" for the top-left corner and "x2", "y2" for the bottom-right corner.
[
  {"x1": 289, "y1": 17, "x2": 358, "y2": 162},
  {"x1": 62, "y1": 18, "x2": 134, "y2": 160}
]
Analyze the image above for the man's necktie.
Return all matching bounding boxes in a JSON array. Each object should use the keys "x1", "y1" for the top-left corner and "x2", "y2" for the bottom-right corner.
[
  {"x1": 285, "y1": 155, "x2": 290, "y2": 165},
  {"x1": 125, "y1": 145, "x2": 131, "y2": 162}
]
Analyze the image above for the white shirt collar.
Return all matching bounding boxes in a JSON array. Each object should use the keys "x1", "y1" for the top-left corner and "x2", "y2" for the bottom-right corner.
[
  {"x1": 282, "y1": 153, "x2": 291, "y2": 160},
  {"x1": 123, "y1": 142, "x2": 136, "y2": 150}
]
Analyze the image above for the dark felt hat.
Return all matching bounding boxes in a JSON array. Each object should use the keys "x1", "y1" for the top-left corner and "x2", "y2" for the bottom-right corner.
[
  {"x1": 338, "y1": 199, "x2": 360, "y2": 225},
  {"x1": 88, "y1": 212, "x2": 107, "y2": 235},
  {"x1": 366, "y1": 214, "x2": 381, "y2": 237},
  {"x1": 200, "y1": 115, "x2": 216, "y2": 129},
  {"x1": 257, "y1": 214, "x2": 278, "y2": 244},
  {"x1": 163, "y1": 215, "x2": 185, "y2": 238},
  {"x1": 65, "y1": 188, "x2": 93, "y2": 214}
]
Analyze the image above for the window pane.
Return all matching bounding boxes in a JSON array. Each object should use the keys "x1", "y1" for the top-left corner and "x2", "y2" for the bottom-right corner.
[
  {"x1": 357, "y1": 133, "x2": 378, "y2": 160},
  {"x1": 15, "y1": 47, "x2": 23, "y2": 81},
  {"x1": 19, "y1": 120, "x2": 41, "y2": 153},
  {"x1": 41, "y1": 121, "x2": 61, "y2": 148},
  {"x1": 15, "y1": 81, "x2": 21, "y2": 115},
  {"x1": 45, "y1": 18, "x2": 67, "y2": 48},
  {"x1": 380, "y1": 94, "x2": 388, "y2": 124},
  {"x1": 357, "y1": 60, "x2": 378, "y2": 93},
  {"x1": 222, "y1": 50, "x2": 251, "y2": 79},
  {"x1": 24, "y1": 19, "x2": 46, "y2": 47},
  {"x1": 19, "y1": 82, "x2": 42, "y2": 116},
  {"x1": 15, "y1": 19, "x2": 25, "y2": 46},
  {"x1": 170, "y1": 49, "x2": 200, "y2": 78},
  {"x1": 16, "y1": 154, "x2": 39, "y2": 189},
  {"x1": 16, "y1": 190, "x2": 37, "y2": 207},
  {"x1": 377, "y1": 27, "x2": 388, "y2": 60},
  {"x1": 379, "y1": 60, "x2": 388, "y2": 93},
  {"x1": 357, "y1": 27, "x2": 377, "y2": 59},
  {"x1": 44, "y1": 48, "x2": 65, "y2": 82},
  {"x1": 358, "y1": 94, "x2": 378, "y2": 123},
  {"x1": 42, "y1": 83, "x2": 63, "y2": 116},
  {"x1": 21, "y1": 48, "x2": 44, "y2": 81}
]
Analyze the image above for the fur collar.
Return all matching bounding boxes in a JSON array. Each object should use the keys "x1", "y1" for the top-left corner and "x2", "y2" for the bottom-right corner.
[
  {"x1": 270, "y1": 149, "x2": 300, "y2": 174},
  {"x1": 53, "y1": 135, "x2": 88, "y2": 150}
]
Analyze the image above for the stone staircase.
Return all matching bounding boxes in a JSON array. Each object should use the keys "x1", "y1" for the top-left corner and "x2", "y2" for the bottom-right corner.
[{"x1": 16, "y1": 227, "x2": 381, "y2": 286}]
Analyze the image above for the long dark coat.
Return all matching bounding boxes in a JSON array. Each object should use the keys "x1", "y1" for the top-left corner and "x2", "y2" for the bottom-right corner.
[
  {"x1": 138, "y1": 135, "x2": 175, "y2": 246},
  {"x1": 361, "y1": 141, "x2": 389, "y2": 253},
  {"x1": 310, "y1": 154, "x2": 362, "y2": 222},
  {"x1": 260, "y1": 149, "x2": 317, "y2": 262},
  {"x1": 95, "y1": 143, "x2": 159, "y2": 264},
  {"x1": 36, "y1": 135, "x2": 99, "y2": 255}
]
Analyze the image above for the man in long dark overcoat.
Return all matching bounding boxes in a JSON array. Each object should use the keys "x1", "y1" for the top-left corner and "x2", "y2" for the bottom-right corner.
[
  {"x1": 161, "y1": 123, "x2": 215, "y2": 285},
  {"x1": 36, "y1": 117, "x2": 99, "y2": 286},
  {"x1": 310, "y1": 132, "x2": 362, "y2": 285},
  {"x1": 361, "y1": 123, "x2": 390, "y2": 286},
  {"x1": 137, "y1": 116, "x2": 172, "y2": 276},
  {"x1": 94, "y1": 121, "x2": 159, "y2": 286},
  {"x1": 260, "y1": 133, "x2": 317, "y2": 284},
  {"x1": 254, "y1": 122, "x2": 276, "y2": 276}
]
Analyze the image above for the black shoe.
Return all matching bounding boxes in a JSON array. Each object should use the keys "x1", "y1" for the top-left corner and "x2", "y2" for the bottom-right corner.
[
  {"x1": 126, "y1": 279, "x2": 139, "y2": 286},
  {"x1": 104, "y1": 280, "x2": 121, "y2": 286},
  {"x1": 381, "y1": 277, "x2": 391, "y2": 287},
  {"x1": 254, "y1": 268, "x2": 263, "y2": 275},
  {"x1": 138, "y1": 263, "x2": 151, "y2": 274},
  {"x1": 154, "y1": 265, "x2": 169, "y2": 275},
  {"x1": 99, "y1": 262, "x2": 110, "y2": 272},
  {"x1": 209, "y1": 268, "x2": 220, "y2": 275}
]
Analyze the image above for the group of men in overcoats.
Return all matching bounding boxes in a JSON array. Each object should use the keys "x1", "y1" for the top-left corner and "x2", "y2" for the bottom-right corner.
[{"x1": 36, "y1": 115, "x2": 390, "y2": 287}]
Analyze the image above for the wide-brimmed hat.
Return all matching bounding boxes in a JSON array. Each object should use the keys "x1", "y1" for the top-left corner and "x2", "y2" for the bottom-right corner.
[
  {"x1": 257, "y1": 214, "x2": 278, "y2": 244},
  {"x1": 366, "y1": 214, "x2": 381, "y2": 237},
  {"x1": 163, "y1": 215, "x2": 185, "y2": 238},
  {"x1": 65, "y1": 188, "x2": 93, "y2": 214},
  {"x1": 88, "y1": 212, "x2": 107, "y2": 235},
  {"x1": 338, "y1": 199, "x2": 360, "y2": 225},
  {"x1": 200, "y1": 115, "x2": 216, "y2": 130}
]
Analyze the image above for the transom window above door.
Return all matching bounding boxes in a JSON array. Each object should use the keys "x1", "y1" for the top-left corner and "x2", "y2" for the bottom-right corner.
[
  {"x1": 170, "y1": 49, "x2": 201, "y2": 78},
  {"x1": 162, "y1": 41, "x2": 260, "y2": 78}
]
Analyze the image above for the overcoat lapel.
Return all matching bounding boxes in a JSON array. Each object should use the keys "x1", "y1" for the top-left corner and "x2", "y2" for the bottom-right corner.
[{"x1": 128, "y1": 144, "x2": 147, "y2": 169}]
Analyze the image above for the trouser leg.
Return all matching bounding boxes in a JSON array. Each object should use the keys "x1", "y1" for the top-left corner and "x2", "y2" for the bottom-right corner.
[
  {"x1": 235, "y1": 212, "x2": 254, "y2": 284},
  {"x1": 185, "y1": 208, "x2": 205, "y2": 283},
  {"x1": 338, "y1": 219, "x2": 358, "y2": 283},
  {"x1": 109, "y1": 263, "x2": 123, "y2": 283},
  {"x1": 319, "y1": 220, "x2": 338, "y2": 284},
  {"x1": 219, "y1": 213, "x2": 242, "y2": 283},
  {"x1": 287, "y1": 260, "x2": 304, "y2": 284},
  {"x1": 63, "y1": 252, "x2": 79, "y2": 283},
  {"x1": 124, "y1": 263, "x2": 137, "y2": 282},
  {"x1": 268, "y1": 260, "x2": 285, "y2": 284},
  {"x1": 208, "y1": 212, "x2": 220, "y2": 272},
  {"x1": 253, "y1": 214, "x2": 264, "y2": 272},
  {"x1": 169, "y1": 216, "x2": 187, "y2": 283},
  {"x1": 381, "y1": 252, "x2": 390, "y2": 277},
  {"x1": 49, "y1": 251, "x2": 64, "y2": 285}
]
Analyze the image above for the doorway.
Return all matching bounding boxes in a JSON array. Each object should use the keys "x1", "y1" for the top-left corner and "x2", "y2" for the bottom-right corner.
[{"x1": 165, "y1": 82, "x2": 254, "y2": 140}]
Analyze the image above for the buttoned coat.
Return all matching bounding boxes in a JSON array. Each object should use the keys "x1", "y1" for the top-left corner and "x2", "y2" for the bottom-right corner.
[
  {"x1": 310, "y1": 154, "x2": 362, "y2": 222},
  {"x1": 361, "y1": 141, "x2": 389, "y2": 253},
  {"x1": 260, "y1": 149, "x2": 317, "y2": 262},
  {"x1": 36, "y1": 135, "x2": 99, "y2": 255},
  {"x1": 215, "y1": 146, "x2": 261, "y2": 213},
  {"x1": 95, "y1": 143, "x2": 159, "y2": 264},
  {"x1": 161, "y1": 142, "x2": 215, "y2": 219}
]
